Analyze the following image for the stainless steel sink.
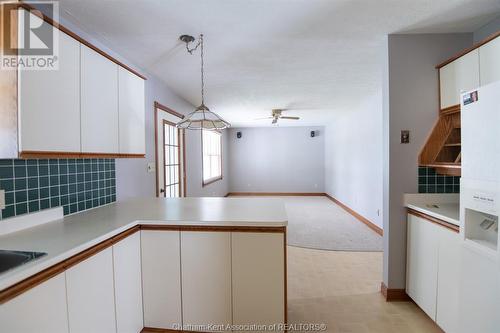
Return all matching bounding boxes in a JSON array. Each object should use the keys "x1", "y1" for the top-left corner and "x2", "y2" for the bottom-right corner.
[{"x1": 0, "y1": 250, "x2": 47, "y2": 275}]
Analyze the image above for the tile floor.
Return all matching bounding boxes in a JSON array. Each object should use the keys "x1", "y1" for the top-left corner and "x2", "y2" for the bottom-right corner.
[{"x1": 287, "y1": 246, "x2": 443, "y2": 333}]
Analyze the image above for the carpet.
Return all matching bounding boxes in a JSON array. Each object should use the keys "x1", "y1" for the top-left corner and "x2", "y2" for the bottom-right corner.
[{"x1": 281, "y1": 196, "x2": 383, "y2": 252}]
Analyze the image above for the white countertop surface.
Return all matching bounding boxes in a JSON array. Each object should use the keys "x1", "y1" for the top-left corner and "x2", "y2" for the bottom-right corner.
[
  {"x1": 404, "y1": 193, "x2": 460, "y2": 226},
  {"x1": 0, "y1": 197, "x2": 288, "y2": 291}
]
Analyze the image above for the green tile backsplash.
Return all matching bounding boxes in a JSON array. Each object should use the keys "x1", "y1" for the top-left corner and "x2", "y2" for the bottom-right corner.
[
  {"x1": 0, "y1": 159, "x2": 116, "y2": 220},
  {"x1": 418, "y1": 166, "x2": 460, "y2": 194}
]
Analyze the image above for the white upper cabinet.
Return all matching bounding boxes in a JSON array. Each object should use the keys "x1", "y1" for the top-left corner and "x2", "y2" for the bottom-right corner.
[
  {"x1": 113, "y1": 232, "x2": 144, "y2": 333},
  {"x1": 66, "y1": 247, "x2": 117, "y2": 333},
  {"x1": 119, "y1": 67, "x2": 145, "y2": 155},
  {"x1": 439, "y1": 49, "x2": 480, "y2": 109},
  {"x1": 80, "y1": 45, "x2": 119, "y2": 153},
  {"x1": 0, "y1": 273, "x2": 69, "y2": 333},
  {"x1": 479, "y1": 36, "x2": 500, "y2": 86},
  {"x1": 18, "y1": 15, "x2": 81, "y2": 153}
]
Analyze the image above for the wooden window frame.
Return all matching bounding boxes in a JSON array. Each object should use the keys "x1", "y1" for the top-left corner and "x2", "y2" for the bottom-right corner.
[{"x1": 201, "y1": 130, "x2": 223, "y2": 187}]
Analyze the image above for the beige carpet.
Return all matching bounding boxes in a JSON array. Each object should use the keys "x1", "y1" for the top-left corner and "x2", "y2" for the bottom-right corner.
[{"x1": 282, "y1": 196, "x2": 383, "y2": 251}]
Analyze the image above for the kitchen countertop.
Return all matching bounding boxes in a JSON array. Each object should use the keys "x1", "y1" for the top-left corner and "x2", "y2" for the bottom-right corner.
[
  {"x1": 404, "y1": 193, "x2": 460, "y2": 226},
  {"x1": 0, "y1": 197, "x2": 288, "y2": 291}
]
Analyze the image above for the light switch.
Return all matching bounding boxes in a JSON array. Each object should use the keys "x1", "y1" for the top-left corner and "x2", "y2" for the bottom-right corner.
[
  {"x1": 0, "y1": 190, "x2": 5, "y2": 210},
  {"x1": 147, "y1": 162, "x2": 156, "y2": 173}
]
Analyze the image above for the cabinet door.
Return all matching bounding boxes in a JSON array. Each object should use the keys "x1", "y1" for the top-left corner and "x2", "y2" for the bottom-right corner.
[
  {"x1": 440, "y1": 49, "x2": 480, "y2": 109},
  {"x1": 18, "y1": 19, "x2": 81, "y2": 152},
  {"x1": 66, "y1": 247, "x2": 116, "y2": 333},
  {"x1": 141, "y1": 230, "x2": 182, "y2": 329},
  {"x1": 0, "y1": 273, "x2": 69, "y2": 333},
  {"x1": 181, "y1": 231, "x2": 232, "y2": 331},
  {"x1": 479, "y1": 36, "x2": 500, "y2": 86},
  {"x1": 232, "y1": 232, "x2": 285, "y2": 332},
  {"x1": 118, "y1": 67, "x2": 145, "y2": 154},
  {"x1": 406, "y1": 214, "x2": 440, "y2": 320},
  {"x1": 435, "y1": 228, "x2": 461, "y2": 333},
  {"x1": 113, "y1": 231, "x2": 143, "y2": 333},
  {"x1": 81, "y1": 45, "x2": 119, "y2": 153}
]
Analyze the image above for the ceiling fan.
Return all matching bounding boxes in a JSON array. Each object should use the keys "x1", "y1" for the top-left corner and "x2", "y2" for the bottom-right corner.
[{"x1": 256, "y1": 109, "x2": 300, "y2": 124}]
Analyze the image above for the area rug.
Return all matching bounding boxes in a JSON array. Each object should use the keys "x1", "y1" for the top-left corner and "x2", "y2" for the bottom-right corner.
[{"x1": 281, "y1": 196, "x2": 383, "y2": 252}]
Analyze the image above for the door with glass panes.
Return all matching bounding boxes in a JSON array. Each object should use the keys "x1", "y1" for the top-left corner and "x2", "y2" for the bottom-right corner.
[{"x1": 162, "y1": 120, "x2": 182, "y2": 197}]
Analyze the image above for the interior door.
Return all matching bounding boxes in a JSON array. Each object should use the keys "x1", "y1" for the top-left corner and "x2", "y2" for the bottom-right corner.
[{"x1": 155, "y1": 104, "x2": 186, "y2": 197}]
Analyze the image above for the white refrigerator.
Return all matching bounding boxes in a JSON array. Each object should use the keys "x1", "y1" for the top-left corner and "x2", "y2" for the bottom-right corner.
[{"x1": 459, "y1": 80, "x2": 500, "y2": 333}]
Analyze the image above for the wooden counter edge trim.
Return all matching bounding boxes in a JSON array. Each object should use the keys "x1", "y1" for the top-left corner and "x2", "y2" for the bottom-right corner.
[
  {"x1": 0, "y1": 223, "x2": 287, "y2": 304},
  {"x1": 227, "y1": 192, "x2": 324, "y2": 196},
  {"x1": 380, "y1": 282, "x2": 411, "y2": 302},
  {"x1": 20, "y1": 151, "x2": 145, "y2": 159},
  {"x1": 435, "y1": 30, "x2": 500, "y2": 69},
  {"x1": 324, "y1": 194, "x2": 383, "y2": 236},
  {"x1": 16, "y1": 3, "x2": 147, "y2": 80},
  {"x1": 0, "y1": 226, "x2": 140, "y2": 304},
  {"x1": 141, "y1": 328, "x2": 205, "y2": 333},
  {"x1": 140, "y1": 224, "x2": 286, "y2": 233},
  {"x1": 407, "y1": 208, "x2": 460, "y2": 233}
]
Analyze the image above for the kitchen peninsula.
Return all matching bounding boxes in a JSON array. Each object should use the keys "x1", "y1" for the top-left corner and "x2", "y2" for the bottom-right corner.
[{"x1": 0, "y1": 197, "x2": 287, "y2": 333}]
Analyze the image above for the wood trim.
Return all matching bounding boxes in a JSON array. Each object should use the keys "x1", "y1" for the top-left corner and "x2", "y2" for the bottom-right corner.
[
  {"x1": 380, "y1": 282, "x2": 411, "y2": 302},
  {"x1": 324, "y1": 194, "x2": 383, "y2": 236},
  {"x1": 19, "y1": 151, "x2": 145, "y2": 159},
  {"x1": 154, "y1": 103, "x2": 185, "y2": 197},
  {"x1": 436, "y1": 31, "x2": 500, "y2": 69},
  {"x1": 0, "y1": 225, "x2": 140, "y2": 304},
  {"x1": 201, "y1": 130, "x2": 223, "y2": 187},
  {"x1": 140, "y1": 225, "x2": 286, "y2": 233},
  {"x1": 141, "y1": 328, "x2": 201, "y2": 333},
  {"x1": 154, "y1": 102, "x2": 185, "y2": 119},
  {"x1": 227, "y1": 192, "x2": 325, "y2": 197},
  {"x1": 16, "y1": 3, "x2": 146, "y2": 80},
  {"x1": 407, "y1": 208, "x2": 459, "y2": 233},
  {"x1": 440, "y1": 104, "x2": 460, "y2": 116}
]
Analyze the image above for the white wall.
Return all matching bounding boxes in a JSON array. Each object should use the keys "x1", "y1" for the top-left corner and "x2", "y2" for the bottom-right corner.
[
  {"x1": 382, "y1": 33, "x2": 472, "y2": 289},
  {"x1": 227, "y1": 127, "x2": 324, "y2": 193},
  {"x1": 324, "y1": 91, "x2": 383, "y2": 229},
  {"x1": 473, "y1": 15, "x2": 500, "y2": 43}
]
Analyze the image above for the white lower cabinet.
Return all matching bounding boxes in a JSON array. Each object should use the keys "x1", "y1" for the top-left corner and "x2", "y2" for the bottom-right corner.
[
  {"x1": 436, "y1": 227, "x2": 461, "y2": 333},
  {"x1": 113, "y1": 232, "x2": 144, "y2": 333},
  {"x1": 407, "y1": 213, "x2": 462, "y2": 332},
  {"x1": 141, "y1": 230, "x2": 182, "y2": 329},
  {"x1": 0, "y1": 273, "x2": 69, "y2": 333},
  {"x1": 406, "y1": 214, "x2": 440, "y2": 320},
  {"x1": 66, "y1": 247, "x2": 117, "y2": 333},
  {"x1": 232, "y1": 232, "x2": 285, "y2": 333},
  {"x1": 181, "y1": 231, "x2": 232, "y2": 331}
]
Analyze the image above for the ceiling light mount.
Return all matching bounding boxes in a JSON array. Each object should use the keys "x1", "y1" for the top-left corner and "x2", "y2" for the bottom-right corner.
[{"x1": 176, "y1": 34, "x2": 230, "y2": 130}]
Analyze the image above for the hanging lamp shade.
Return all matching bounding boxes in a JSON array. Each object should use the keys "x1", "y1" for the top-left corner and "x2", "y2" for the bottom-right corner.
[
  {"x1": 176, "y1": 34, "x2": 230, "y2": 131},
  {"x1": 176, "y1": 103, "x2": 230, "y2": 130}
]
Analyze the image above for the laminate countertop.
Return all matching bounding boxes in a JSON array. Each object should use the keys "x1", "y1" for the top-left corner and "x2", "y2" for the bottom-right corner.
[
  {"x1": 0, "y1": 197, "x2": 288, "y2": 291},
  {"x1": 404, "y1": 193, "x2": 460, "y2": 226}
]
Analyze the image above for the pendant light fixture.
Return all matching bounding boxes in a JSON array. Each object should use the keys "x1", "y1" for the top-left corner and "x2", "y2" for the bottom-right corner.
[{"x1": 176, "y1": 34, "x2": 230, "y2": 130}]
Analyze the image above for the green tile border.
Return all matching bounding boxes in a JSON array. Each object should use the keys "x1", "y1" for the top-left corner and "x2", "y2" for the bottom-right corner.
[{"x1": 0, "y1": 159, "x2": 116, "y2": 220}]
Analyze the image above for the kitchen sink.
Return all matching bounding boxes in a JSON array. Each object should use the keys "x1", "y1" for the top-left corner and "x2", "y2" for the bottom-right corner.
[{"x1": 0, "y1": 250, "x2": 47, "y2": 275}]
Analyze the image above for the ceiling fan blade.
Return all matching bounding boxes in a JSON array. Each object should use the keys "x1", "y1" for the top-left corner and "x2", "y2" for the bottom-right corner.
[
  {"x1": 254, "y1": 117, "x2": 273, "y2": 120},
  {"x1": 280, "y1": 116, "x2": 300, "y2": 120}
]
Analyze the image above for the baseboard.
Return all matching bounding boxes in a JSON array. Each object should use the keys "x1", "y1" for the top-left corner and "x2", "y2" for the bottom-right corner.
[
  {"x1": 226, "y1": 192, "x2": 325, "y2": 196},
  {"x1": 324, "y1": 193, "x2": 383, "y2": 236},
  {"x1": 380, "y1": 282, "x2": 411, "y2": 302}
]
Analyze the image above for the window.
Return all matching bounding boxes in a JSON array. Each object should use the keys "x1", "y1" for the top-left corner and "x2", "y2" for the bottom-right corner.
[
  {"x1": 202, "y1": 130, "x2": 222, "y2": 185},
  {"x1": 164, "y1": 121, "x2": 180, "y2": 197}
]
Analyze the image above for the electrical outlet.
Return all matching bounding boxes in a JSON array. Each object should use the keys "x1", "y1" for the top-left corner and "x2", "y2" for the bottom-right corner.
[
  {"x1": 147, "y1": 162, "x2": 156, "y2": 173},
  {"x1": 401, "y1": 130, "x2": 410, "y2": 144},
  {"x1": 0, "y1": 190, "x2": 5, "y2": 210}
]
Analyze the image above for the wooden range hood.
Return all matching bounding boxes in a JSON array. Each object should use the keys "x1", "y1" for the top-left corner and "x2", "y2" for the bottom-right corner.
[{"x1": 419, "y1": 105, "x2": 461, "y2": 176}]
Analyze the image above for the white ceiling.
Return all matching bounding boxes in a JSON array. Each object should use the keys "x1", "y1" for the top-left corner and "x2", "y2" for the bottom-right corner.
[{"x1": 52, "y1": 0, "x2": 500, "y2": 127}]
